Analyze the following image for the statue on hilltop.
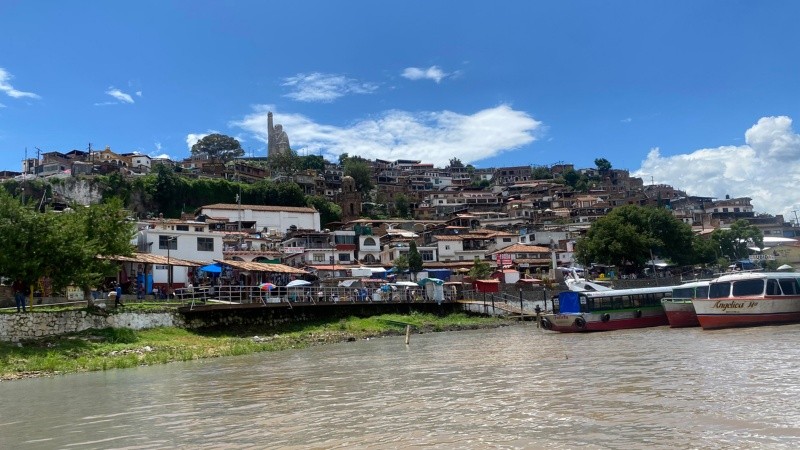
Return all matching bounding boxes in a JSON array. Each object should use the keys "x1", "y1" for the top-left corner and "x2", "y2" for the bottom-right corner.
[{"x1": 268, "y1": 112, "x2": 291, "y2": 156}]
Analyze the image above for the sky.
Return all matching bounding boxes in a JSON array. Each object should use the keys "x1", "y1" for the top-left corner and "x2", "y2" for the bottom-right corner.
[{"x1": 1, "y1": 1, "x2": 800, "y2": 219}]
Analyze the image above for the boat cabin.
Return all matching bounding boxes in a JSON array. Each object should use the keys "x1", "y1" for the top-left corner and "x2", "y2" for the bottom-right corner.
[{"x1": 556, "y1": 286, "x2": 674, "y2": 313}]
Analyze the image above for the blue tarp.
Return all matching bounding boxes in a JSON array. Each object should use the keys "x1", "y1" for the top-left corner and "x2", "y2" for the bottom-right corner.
[
  {"x1": 557, "y1": 291, "x2": 581, "y2": 313},
  {"x1": 199, "y1": 263, "x2": 222, "y2": 274}
]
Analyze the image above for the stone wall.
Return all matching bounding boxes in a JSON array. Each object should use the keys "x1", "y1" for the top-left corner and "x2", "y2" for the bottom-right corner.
[{"x1": 0, "y1": 311, "x2": 184, "y2": 342}]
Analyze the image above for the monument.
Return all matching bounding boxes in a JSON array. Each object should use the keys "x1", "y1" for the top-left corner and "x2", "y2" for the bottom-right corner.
[{"x1": 267, "y1": 112, "x2": 291, "y2": 156}]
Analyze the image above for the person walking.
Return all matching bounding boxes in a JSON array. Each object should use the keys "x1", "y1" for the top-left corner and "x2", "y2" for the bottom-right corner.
[{"x1": 12, "y1": 279, "x2": 26, "y2": 313}]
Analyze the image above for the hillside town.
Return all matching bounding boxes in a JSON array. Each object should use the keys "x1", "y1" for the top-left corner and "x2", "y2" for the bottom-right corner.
[{"x1": 3, "y1": 144, "x2": 799, "y2": 292}]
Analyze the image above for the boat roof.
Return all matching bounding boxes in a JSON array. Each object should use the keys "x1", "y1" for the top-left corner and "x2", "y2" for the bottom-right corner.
[
  {"x1": 577, "y1": 285, "x2": 676, "y2": 298},
  {"x1": 674, "y1": 280, "x2": 711, "y2": 289},
  {"x1": 713, "y1": 272, "x2": 800, "y2": 283}
]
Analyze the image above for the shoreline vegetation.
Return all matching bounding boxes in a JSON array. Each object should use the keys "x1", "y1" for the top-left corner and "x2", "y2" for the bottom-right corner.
[{"x1": 0, "y1": 310, "x2": 512, "y2": 382}]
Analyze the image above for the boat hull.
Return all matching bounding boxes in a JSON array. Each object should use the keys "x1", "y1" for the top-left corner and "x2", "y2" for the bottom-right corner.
[
  {"x1": 541, "y1": 308, "x2": 668, "y2": 333},
  {"x1": 662, "y1": 300, "x2": 699, "y2": 328},
  {"x1": 694, "y1": 297, "x2": 800, "y2": 330}
]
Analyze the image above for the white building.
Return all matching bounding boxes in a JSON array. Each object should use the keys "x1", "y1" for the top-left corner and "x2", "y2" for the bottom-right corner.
[
  {"x1": 200, "y1": 203, "x2": 321, "y2": 233},
  {"x1": 135, "y1": 219, "x2": 224, "y2": 287}
]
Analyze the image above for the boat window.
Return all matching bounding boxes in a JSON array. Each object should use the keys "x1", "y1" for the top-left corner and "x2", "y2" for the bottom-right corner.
[
  {"x1": 732, "y1": 279, "x2": 764, "y2": 297},
  {"x1": 709, "y1": 282, "x2": 731, "y2": 298},
  {"x1": 778, "y1": 278, "x2": 800, "y2": 295},
  {"x1": 766, "y1": 279, "x2": 782, "y2": 296},
  {"x1": 672, "y1": 287, "x2": 694, "y2": 299},
  {"x1": 695, "y1": 286, "x2": 709, "y2": 299}
]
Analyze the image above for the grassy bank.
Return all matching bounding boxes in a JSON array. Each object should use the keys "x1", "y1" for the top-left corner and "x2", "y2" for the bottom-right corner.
[{"x1": 0, "y1": 312, "x2": 510, "y2": 381}]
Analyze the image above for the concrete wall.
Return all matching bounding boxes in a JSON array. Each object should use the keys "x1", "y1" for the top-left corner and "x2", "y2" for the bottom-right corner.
[
  {"x1": 0, "y1": 311, "x2": 184, "y2": 342},
  {"x1": 0, "y1": 303, "x2": 463, "y2": 342}
]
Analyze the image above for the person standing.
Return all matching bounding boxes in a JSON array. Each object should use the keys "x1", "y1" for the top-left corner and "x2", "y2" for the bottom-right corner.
[
  {"x1": 114, "y1": 282, "x2": 124, "y2": 307},
  {"x1": 12, "y1": 279, "x2": 26, "y2": 313}
]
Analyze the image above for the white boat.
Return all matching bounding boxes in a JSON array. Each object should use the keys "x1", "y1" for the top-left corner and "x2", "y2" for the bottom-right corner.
[
  {"x1": 661, "y1": 280, "x2": 710, "y2": 328},
  {"x1": 693, "y1": 272, "x2": 800, "y2": 330}
]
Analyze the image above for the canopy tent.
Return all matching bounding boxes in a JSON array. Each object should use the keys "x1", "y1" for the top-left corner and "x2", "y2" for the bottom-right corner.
[
  {"x1": 418, "y1": 278, "x2": 444, "y2": 303},
  {"x1": 198, "y1": 263, "x2": 223, "y2": 274},
  {"x1": 417, "y1": 277, "x2": 444, "y2": 286},
  {"x1": 286, "y1": 279, "x2": 312, "y2": 287}
]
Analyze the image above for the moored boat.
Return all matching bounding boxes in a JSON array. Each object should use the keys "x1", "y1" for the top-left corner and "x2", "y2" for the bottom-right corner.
[
  {"x1": 541, "y1": 285, "x2": 675, "y2": 332},
  {"x1": 661, "y1": 280, "x2": 710, "y2": 328},
  {"x1": 693, "y1": 272, "x2": 800, "y2": 330}
]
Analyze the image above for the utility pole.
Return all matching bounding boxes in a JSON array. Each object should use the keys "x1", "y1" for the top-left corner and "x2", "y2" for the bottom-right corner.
[{"x1": 793, "y1": 210, "x2": 799, "y2": 227}]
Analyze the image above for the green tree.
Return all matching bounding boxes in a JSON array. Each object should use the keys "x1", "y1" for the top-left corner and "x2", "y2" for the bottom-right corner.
[
  {"x1": 394, "y1": 193, "x2": 410, "y2": 218},
  {"x1": 574, "y1": 205, "x2": 695, "y2": 273},
  {"x1": 595, "y1": 158, "x2": 612, "y2": 172},
  {"x1": 711, "y1": 219, "x2": 764, "y2": 262},
  {"x1": 468, "y1": 257, "x2": 492, "y2": 280},
  {"x1": 393, "y1": 254, "x2": 409, "y2": 279},
  {"x1": 449, "y1": 157, "x2": 464, "y2": 168},
  {"x1": 152, "y1": 164, "x2": 186, "y2": 217},
  {"x1": 299, "y1": 154, "x2": 327, "y2": 172},
  {"x1": 531, "y1": 166, "x2": 552, "y2": 179},
  {"x1": 307, "y1": 195, "x2": 342, "y2": 229},
  {"x1": 267, "y1": 149, "x2": 302, "y2": 175},
  {"x1": 344, "y1": 158, "x2": 374, "y2": 192},
  {"x1": 562, "y1": 169, "x2": 581, "y2": 188},
  {"x1": 408, "y1": 241, "x2": 424, "y2": 280},
  {"x1": 191, "y1": 134, "x2": 244, "y2": 163},
  {"x1": 0, "y1": 192, "x2": 135, "y2": 305}
]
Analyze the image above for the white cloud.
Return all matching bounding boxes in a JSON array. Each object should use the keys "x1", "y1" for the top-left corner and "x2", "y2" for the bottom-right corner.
[
  {"x1": 186, "y1": 133, "x2": 210, "y2": 149},
  {"x1": 282, "y1": 73, "x2": 378, "y2": 103},
  {"x1": 135, "y1": 91, "x2": 142, "y2": 97},
  {"x1": 232, "y1": 104, "x2": 542, "y2": 166},
  {"x1": 154, "y1": 142, "x2": 162, "y2": 151},
  {"x1": 401, "y1": 66, "x2": 447, "y2": 83},
  {"x1": 0, "y1": 68, "x2": 40, "y2": 99},
  {"x1": 621, "y1": 117, "x2": 632, "y2": 123},
  {"x1": 633, "y1": 115, "x2": 800, "y2": 217},
  {"x1": 105, "y1": 87, "x2": 134, "y2": 104}
]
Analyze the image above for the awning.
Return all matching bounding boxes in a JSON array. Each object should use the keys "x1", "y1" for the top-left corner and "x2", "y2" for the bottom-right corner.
[
  {"x1": 198, "y1": 263, "x2": 223, "y2": 274},
  {"x1": 215, "y1": 259, "x2": 308, "y2": 275}
]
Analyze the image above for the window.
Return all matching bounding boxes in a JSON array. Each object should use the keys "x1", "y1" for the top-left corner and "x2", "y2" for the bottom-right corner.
[
  {"x1": 766, "y1": 279, "x2": 782, "y2": 296},
  {"x1": 197, "y1": 237, "x2": 214, "y2": 252},
  {"x1": 421, "y1": 250, "x2": 434, "y2": 261},
  {"x1": 502, "y1": 238, "x2": 512, "y2": 242},
  {"x1": 779, "y1": 278, "x2": 800, "y2": 295},
  {"x1": 709, "y1": 282, "x2": 731, "y2": 299},
  {"x1": 445, "y1": 245, "x2": 450, "y2": 250},
  {"x1": 363, "y1": 237, "x2": 377, "y2": 246},
  {"x1": 338, "y1": 253, "x2": 351, "y2": 262},
  {"x1": 159, "y1": 235, "x2": 177, "y2": 250},
  {"x1": 732, "y1": 279, "x2": 764, "y2": 296},
  {"x1": 176, "y1": 225, "x2": 189, "y2": 231},
  {"x1": 194, "y1": 227, "x2": 204, "y2": 232},
  {"x1": 313, "y1": 253, "x2": 325, "y2": 262}
]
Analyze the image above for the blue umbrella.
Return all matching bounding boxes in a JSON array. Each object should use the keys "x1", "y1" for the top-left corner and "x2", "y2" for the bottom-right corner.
[{"x1": 198, "y1": 263, "x2": 222, "y2": 274}]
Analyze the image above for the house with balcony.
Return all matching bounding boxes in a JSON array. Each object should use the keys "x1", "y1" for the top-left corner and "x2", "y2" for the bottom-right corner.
[
  {"x1": 490, "y1": 243, "x2": 553, "y2": 271},
  {"x1": 432, "y1": 233, "x2": 494, "y2": 263},
  {"x1": 278, "y1": 229, "x2": 357, "y2": 269},
  {"x1": 135, "y1": 218, "x2": 224, "y2": 289},
  {"x1": 199, "y1": 203, "x2": 321, "y2": 234}
]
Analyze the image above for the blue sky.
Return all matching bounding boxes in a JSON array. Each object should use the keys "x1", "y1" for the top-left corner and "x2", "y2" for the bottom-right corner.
[{"x1": 1, "y1": 1, "x2": 800, "y2": 217}]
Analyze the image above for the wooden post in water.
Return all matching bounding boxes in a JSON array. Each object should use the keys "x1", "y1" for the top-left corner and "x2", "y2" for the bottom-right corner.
[
  {"x1": 519, "y1": 288, "x2": 524, "y2": 321},
  {"x1": 405, "y1": 325, "x2": 411, "y2": 345}
]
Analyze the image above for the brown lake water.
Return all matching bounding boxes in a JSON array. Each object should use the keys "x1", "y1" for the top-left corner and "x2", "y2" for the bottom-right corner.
[{"x1": 1, "y1": 324, "x2": 799, "y2": 449}]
